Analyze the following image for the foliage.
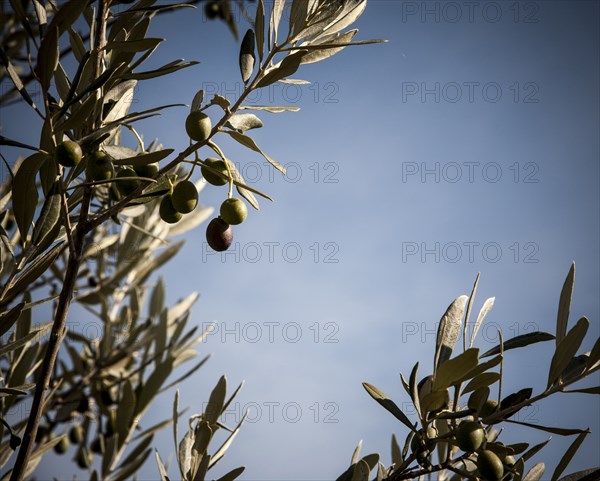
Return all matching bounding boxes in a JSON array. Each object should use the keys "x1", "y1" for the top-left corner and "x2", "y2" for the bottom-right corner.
[
  {"x1": 0, "y1": 0, "x2": 383, "y2": 480},
  {"x1": 337, "y1": 264, "x2": 600, "y2": 481}
]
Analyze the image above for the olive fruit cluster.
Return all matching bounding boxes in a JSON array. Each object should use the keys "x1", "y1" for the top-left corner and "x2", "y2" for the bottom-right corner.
[{"x1": 159, "y1": 180, "x2": 199, "y2": 224}]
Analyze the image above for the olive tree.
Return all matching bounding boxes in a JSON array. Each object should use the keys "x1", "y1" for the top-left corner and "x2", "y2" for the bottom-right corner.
[{"x1": 0, "y1": 1, "x2": 382, "y2": 480}]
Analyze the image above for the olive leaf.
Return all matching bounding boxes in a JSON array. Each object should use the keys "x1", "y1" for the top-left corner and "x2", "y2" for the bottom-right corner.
[
  {"x1": 362, "y1": 382, "x2": 416, "y2": 432},
  {"x1": 270, "y1": 0, "x2": 285, "y2": 45},
  {"x1": 35, "y1": 26, "x2": 60, "y2": 91},
  {"x1": 255, "y1": 0, "x2": 265, "y2": 62},
  {"x1": 224, "y1": 114, "x2": 264, "y2": 133},
  {"x1": 482, "y1": 331, "x2": 555, "y2": 358},
  {"x1": 255, "y1": 50, "x2": 308, "y2": 88},
  {"x1": 12, "y1": 153, "x2": 48, "y2": 245},
  {"x1": 240, "y1": 105, "x2": 300, "y2": 113},
  {"x1": 548, "y1": 317, "x2": 589, "y2": 388},
  {"x1": 523, "y1": 463, "x2": 546, "y2": 481},
  {"x1": 390, "y1": 434, "x2": 402, "y2": 466},
  {"x1": 222, "y1": 130, "x2": 285, "y2": 174},
  {"x1": 31, "y1": 181, "x2": 62, "y2": 248},
  {"x1": 557, "y1": 469, "x2": 600, "y2": 481},
  {"x1": 551, "y1": 432, "x2": 589, "y2": 481},
  {"x1": 434, "y1": 295, "x2": 468, "y2": 373},
  {"x1": 239, "y1": 29, "x2": 256, "y2": 84},
  {"x1": 433, "y1": 348, "x2": 479, "y2": 390},
  {"x1": 471, "y1": 296, "x2": 494, "y2": 348},
  {"x1": 556, "y1": 262, "x2": 575, "y2": 345}
]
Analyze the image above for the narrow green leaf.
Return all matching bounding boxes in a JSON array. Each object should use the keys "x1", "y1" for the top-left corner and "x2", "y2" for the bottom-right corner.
[
  {"x1": 120, "y1": 60, "x2": 199, "y2": 80},
  {"x1": 482, "y1": 331, "x2": 555, "y2": 358},
  {"x1": 205, "y1": 375, "x2": 227, "y2": 425},
  {"x1": 557, "y1": 468, "x2": 600, "y2": 481},
  {"x1": 391, "y1": 434, "x2": 402, "y2": 466},
  {"x1": 0, "y1": 324, "x2": 51, "y2": 356},
  {"x1": 300, "y1": 29, "x2": 358, "y2": 65},
  {"x1": 409, "y1": 363, "x2": 421, "y2": 420},
  {"x1": 105, "y1": 38, "x2": 164, "y2": 52},
  {"x1": 463, "y1": 272, "x2": 480, "y2": 351},
  {"x1": 191, "y1": 89, "x2": 204, "y2": 113},
  {"x1": 433, "y1": 348, "x2": 479, "y2": 391},
  {"x1": 523, "y1": 463, "x2": 545, "y2": 481},
  {"x1": 111, "y1": 149, "x2": 174, "y2": 167},
  {"x1": 255, "y1": 0, "x2": 265, "y2": 62},
  {"x1": 351, "y1": 440, "x2": 363, "y2": 464},
  {"x1": 471, "y1": 297, "x2": 495, "y2": 348},
  {"x1": 505, "y1": 419, "x2": 589, "y2": 436},
  {"x1": 521, "y1": 437, "x2": 552, "y2": 463},
  {"x1": 556, "y1": 262, "x2": 576, "y2": 345},
  {"x1": 12, "y1": 153, "x2": 47, "y2": 245},
  {"x1": 548, "y1": 317, "x2": 589, "y2": 388},
  {"x1": 552, "y1": 431, "x2": 589, "y2": 481},
  {"x1": 351, "y1": 459, "x2": 370, "y2": 481},
  {"x1": 223, "y1": 130, "x2": 285, "y2": 174},
  {"x1": 0, "y1": 302, "x2": 25, "y2": 338},
  {"x1": 420, "y1": 389, "x2": 449, "y2": 413},
  {"x1": 35, "y1": 26, "x2": 59, "y2": 91},
  {"x1": 270, "y1": 0, "x2": 285, "y2": 45},
  {"x1": 215, "y1": 466, "x2": 245, "y2": 481},
  {"x1": 208, "y1": 412, "x2": 246, "y2": 468},
  {"x1": 500, "y1": 388, "x2": 533, "y2": 412},
  {"x1": 225, "y1": 114, "x2": 264, "y2": 133},
  {"x1": 240, "y1": 105, "x2": 300, "y2": 113},
  {"x1": 586, "y1": 336, "x2": 600, "y2": 372},
  {"x1": 256, "y1": 50, "x2": 307, "y2": 88},
  {"x1": 0, "y1": 46, "x2": 38, "y2": 109},
  {"x1": 434, "y1": 295, "x2": 468, "y2": 373},
  {"x1": 562, "y1": 386, "x2": 600, "y2": 395},
  {"x1": 463, "y1": 372, "x2": 500, "y2": 394},
  {"x1": 362, "y1": 382, "x2": 415, "y2": 432},
  {"x1": 239, "y1": 29, "x2": 256, "y2": 84},
  {"x1": 31, "y1": 181, "x2": 61, "y2": 247},
  {"x1": 4, "y1": 242, "x2": 64, "y2": 303},
  {"x1": 173, "y1": 390, "x2": 180, "y2": 461}
]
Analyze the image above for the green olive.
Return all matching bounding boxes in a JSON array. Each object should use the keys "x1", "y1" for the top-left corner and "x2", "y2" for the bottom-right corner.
[
  {"x1": 90, "y1": 436, "x2": 103, "y2": 454},
  {"x1": 201, "y1": 157, "x2": 228, "y2": 186},
  {"x1": 55, "y1": 140, "x2": 83, "y2": 168},
  {"x1": 86, "y1": 151, "x2": 114, "y2": 181},
  {"x1": 115, "y1": 167, "x2": 139, "y2": 196},
  {"x1": 220, "y1": 198, "x2": 247, "y2": 225},
  {"x1": 69, "y1": 425, "x2": 84, "y2": 445},
  {"x1": 171, "y1": 180, "x2": 198, "y2": 214},
  {"x1": 53, "y1": 436, "x2": 70, "y2": 454},
  {"x1": 159, "y1": 195, "x2": 183, "y2": 224},
  {"x1": 185, "y1": 111, "x2": 212, "y2": 142},
  {"x1": 206, "y1": 217, "x2": 233, "y2": 252},
  {"x1": 76, "y1": 449, "x2": 93, "y2": 469},
  {"x1": 455, "y1": 421, "x2": 486, "y2": 453},
  {"x1": 134, "y1": 162, "x2": 160, "y2": 178},
  {"x1": 477, "y1": 450, "x2": 504, "y2": 480},
  {"x1": 481, "y1": 399, "x2": 499, "y2": 418}
]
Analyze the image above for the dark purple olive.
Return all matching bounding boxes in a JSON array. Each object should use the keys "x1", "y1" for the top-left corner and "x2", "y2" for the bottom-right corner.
[{"x1": 206, "y1": 217, "x2": 233, "y2": 252}]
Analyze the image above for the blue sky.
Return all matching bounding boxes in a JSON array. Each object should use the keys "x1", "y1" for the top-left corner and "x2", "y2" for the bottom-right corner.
[{"x1": 2, "y1": 1, "x2": 599, "y2": 480}]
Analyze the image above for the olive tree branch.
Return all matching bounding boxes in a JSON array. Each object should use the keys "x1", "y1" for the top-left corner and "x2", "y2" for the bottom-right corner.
[
  {"x1": 8, "y1": 1, "x2": 109, "y2": 478},
  {"x1": 87, "y1": 43, "x2": 284, "y2": 231}
]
